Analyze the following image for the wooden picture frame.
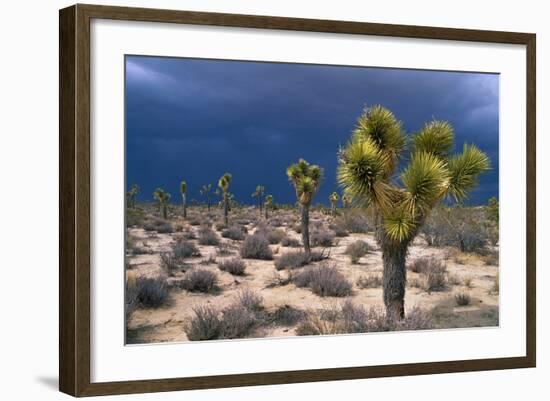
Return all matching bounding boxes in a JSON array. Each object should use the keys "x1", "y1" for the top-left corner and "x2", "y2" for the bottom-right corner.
[{"x1": 59, "y1": 3, "x2": 536, "y2": 397}]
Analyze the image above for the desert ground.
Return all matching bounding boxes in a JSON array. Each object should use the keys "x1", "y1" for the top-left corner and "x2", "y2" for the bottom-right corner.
[{"x1": 125, "y1": 204, "x2": 499, "y2": 344}]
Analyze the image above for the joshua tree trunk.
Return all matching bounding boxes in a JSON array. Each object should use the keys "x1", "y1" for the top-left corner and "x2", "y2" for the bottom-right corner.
[
  {"x1": 223, "y1": 194, "x2": 229, "y2": 225},
  {"x1": 331, "y1": 202, "x2": 336, "y2": 216},
  {"x1": 265, "y1": 207, "x2": 269, "y2": 220},
  {"x1": 301, "y1": 204, "x2": 311, "y2": 253},
  {"x1": 382, "y1": 241, "x2": 408, "y2": 320},
  {"x1": 162, "y1": 204, "x2": 167, "y2": 219},
  {"x1": 182, "y1": 195, "x2": 187, "y2": 219}
]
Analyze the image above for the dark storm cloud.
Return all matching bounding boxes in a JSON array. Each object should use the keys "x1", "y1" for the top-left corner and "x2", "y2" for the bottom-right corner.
[{"x1": 126, "y1": 56, "x2": 499, "y2": 206}]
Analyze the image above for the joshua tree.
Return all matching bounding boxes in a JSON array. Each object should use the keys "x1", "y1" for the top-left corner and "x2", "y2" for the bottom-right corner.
[
  {"x1": 342, "y1": 192, "x2": 351, "y2": 209},
  {"x1": 329, "y1": 192, "x2": 340, "y2": 216},
  {"x1": 251, "y1": 185, "x2": 266, "y2": 214},
  {"x1": 153, "y1": 187, "x2": 171, "y2": 219},
  {"x1": 200, "y1": 184, "x2": 213, "y2": 211},
  {"x1": 287, "y1": 159, "x2": 323, "y2": 253},
  {"x1": 180, "y1": 180, "x2": 188, "y2": 219},
  {"x1": 218, "y1": 173, "x2": 232, "y2": 225},
  {"x1": 265, "y1": 195, "x2": 273, "y2": 219},
  {"x1": 338, "y1": 105, "x2": 489, "y2": 320},
  {"x1": 126, "y1": 184, "x2": 140, "y2": 209}
]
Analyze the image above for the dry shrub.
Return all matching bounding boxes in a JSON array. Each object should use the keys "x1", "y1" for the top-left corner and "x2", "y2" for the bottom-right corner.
[
  {"x1": 143, "y1": 218, "x2": 173, "y2": 233},
  {"x1": 134, "y1": 276, "x2": 169, "y2": 308},
  {"x1": 356, "y1": 274, "x2": 382, "y2": 289},
  {"x1": 180, "y1": 268, "x2": 218, "y2": 293},
  {"x1": 274, "y1": 251, "x2": 324, "y2": 270},
  {"x1": 240, "y1": 234, "x2": 273, "y2": 260},
  {"x1": 185, "y1": 305, "x2": 222, "y2": 341},
  {"x1": 455, "y1": 292, "x2": 472, "y2": 306},
  {"x1": 221, "y1": 226, "x2": 246, "y2": 241},
  {"x1": 345, "y1": 240, "x2": 373, "y2": 263},
  {"x1": 294, "y1": 265, "x2": 352, "y2": 297},
  {"x1": 270, "y1": 305, "x2": 307, "y2": 326},
  {"x1": 237, "y1": 288, "x2": 264, "y2": 312},
  {"x1": 310, "y1": 229, "x2": 335, "y2": 247},
  {"x1": 418, "y1": 258, "x2": 447, "y2": 292},
  {"x1": 217, "y1": 257, "x2": 246, "y2": 275},
  {"x1": 198, "y1": 227, "x2": 220, "y2": 246},
  {"x1": 296, "y1": 301, "x2": 432, "y2": 336},
  {"x1": 280, "y1": 236, "x2": 301, "y2": 248},
  {"x1": 172, "y1": 240, "x2": 200, "y2": 258},
  {"x1": 185, "y1": 289, "x2": 264, "y2": 341},
  {"x1": 333, "y1": 210, "x2": 370, "y2": 233}
]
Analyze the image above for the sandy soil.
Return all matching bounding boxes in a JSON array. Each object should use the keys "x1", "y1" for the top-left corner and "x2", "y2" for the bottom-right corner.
[{"x1": 126, "y1": 207, "x2": 499, "y2": 344}]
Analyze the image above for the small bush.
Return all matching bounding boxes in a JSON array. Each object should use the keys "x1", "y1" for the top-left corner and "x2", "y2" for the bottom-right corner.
[
  {"x1": 294, "y1": 265, "x2": 352, "y2": 297},
  {"x1": 185, "y1": 305, "x2": 221, "y2": 341},
  {"x1": 217, "y1": 242, "x2": 234, "y2": 256},
  {"x1": 455, "y1": 292, "x2": 472, "y2": 306},
  {"x1": 356, "y1": 274, "x2": 382, "y2": 289},
  {"x1": 135, "y1": 276, "x2": 169, "y2": 308},
  {"x1": 240, "y1": 234, "x2": 273, "y2": 260},
  {"x1": 126, "y1": 208, "x2": 145, "y2": 227},
  {"x1": 310, "y1": 229, "x2": 335, "y2": 247},
  {"x1": 214, "y1": 222, "x2": 227, "y2": 231},
  {"x1": 268, "y1": 218, "x2": 284, "y2": 227},
  {"x1": 345, "y1": 240, "x2": 372, "y2": 263},
  {"x1": 281, "y1": 236, "x2": 301, "y2": 248},
  {"x1": 463, "y1": 275, "x2": 474, "y2": 288},
  {"x1": 419, "y1": 258, "x2": 447, "y2": 292},
  {"x1": 220, "y1": 305, "x2": 258, "y2": 339},
  {"x1": 295, "y1": 302, "x2": 433, "y2": 336},
  {"x1": 188, "y1": 217, "x2": 202, "y2": 226},
  {"x1": 181, "y1": 269, "x2": 218, "y2": 293},
  {"x1": 329, "y1": 224, "x2": 349, "y2": 237},
  {"x1": 270, "y1": 305, "x2": 306, "y2": 326},
  {"x1": 237, "y1": 288, "x2": 264, "y2": 312},
  {"x1": 267, "y1": 229, "x2": 286, "y2": 244},
  {"x1": 221, "y1": 226, "x2": 246, "y2": 241},
  {"x1": 274, "y1": 251, "x2": 324, "y2": 270},
  {"x1": 172, "y1": 240, "x2": 200, "y2": 259},
  {"x1": 198, "y1": 228, "x2": 220, "y2": 246},
  {"x1": 333, "y1": 210, "x2": 370, "y2": 233},
  {"x1": 218, "y1": 257, "x2": 246, "y2": 275},
  {"x1": 143, "y1": 218, "x2": 173, "y2": 233}
]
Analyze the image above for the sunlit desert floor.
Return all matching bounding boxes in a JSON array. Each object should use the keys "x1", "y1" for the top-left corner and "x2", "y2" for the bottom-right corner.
[{"x1": 126, "y1": 207, "x2": 499, "y2": 344}]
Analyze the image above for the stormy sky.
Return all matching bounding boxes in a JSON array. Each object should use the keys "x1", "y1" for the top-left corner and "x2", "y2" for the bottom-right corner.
[{"x1": 125, "y1": 55, "x2": 499, "y2": 206}]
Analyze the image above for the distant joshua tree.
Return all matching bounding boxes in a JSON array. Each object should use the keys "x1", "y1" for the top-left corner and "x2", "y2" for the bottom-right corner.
[
  {"x1": 287, "y1": 159, "x2": 323, "y2": 253},
  {"x1": 200, "y1": 184, "x2": 213, "y2": 211},
  {"x1": 264, "y1": 195, "x2": 273, "y2": 219},
  {"x1": 126, "y1": 184, "x2": 140, "y2": 209},
  {"x1": 180, "y1": 180, "x2": 187, "y2": 219},
  {"x1": 218, "y1": 173, "x2": 232, "y2": 225},
  {"x1": 342, "y1": 192, "x2": 351, "y2": 209},
  {"x1": 329, "y1": 192, "x2": 340, "y2": 216},
  {"x1": 153, "y1": 187, "x2": 171, "y2": 219},
  {"x1": 251, "y1": 185, "x2": 266, "y2": 214},
  {"x1": 338, "y1": 105, "x2": 489, "y2": 319}
]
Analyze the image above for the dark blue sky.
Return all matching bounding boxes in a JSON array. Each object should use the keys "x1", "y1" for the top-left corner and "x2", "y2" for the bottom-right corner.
[{"x1": 126, "y1": 55, "x2": 499, "y2": 206}]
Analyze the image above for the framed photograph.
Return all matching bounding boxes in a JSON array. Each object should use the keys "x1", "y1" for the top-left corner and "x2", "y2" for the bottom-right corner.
[{"x1": 59, "y1": 4, "x2": 536, "y2": 397}]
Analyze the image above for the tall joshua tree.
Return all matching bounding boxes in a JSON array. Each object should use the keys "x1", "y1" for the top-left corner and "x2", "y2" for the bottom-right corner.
[
  {"x1": 287, "y1": 159, "x2": 323, "y2": 253},
  {"x1": 338, "y1": 105, "x2": 489, "y2": 320},
  {"x1": 153, "y1": 188, "x2": 171, "y2": 219},
  {"x1": 251, "y1": 185, "x2": 265, "y2": 214},
  {"x1": 180, "y1": 180, "x2": 188, "y2": 219},
  {"x1": 264, "y1": 195, "x2": 273, "y2": 219},
  {"x1": 200, "y1": 184, "x2": 212, "y2": 212},
  {"x1": 329, "y1": 192, "x2": 340, "y2": 216},
  {"x1": 126, "y1": 184, "x2": 140, "y2": 209},
  {"x1": 218, "y1": 173, "x2": 232, "y2": 225}
]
